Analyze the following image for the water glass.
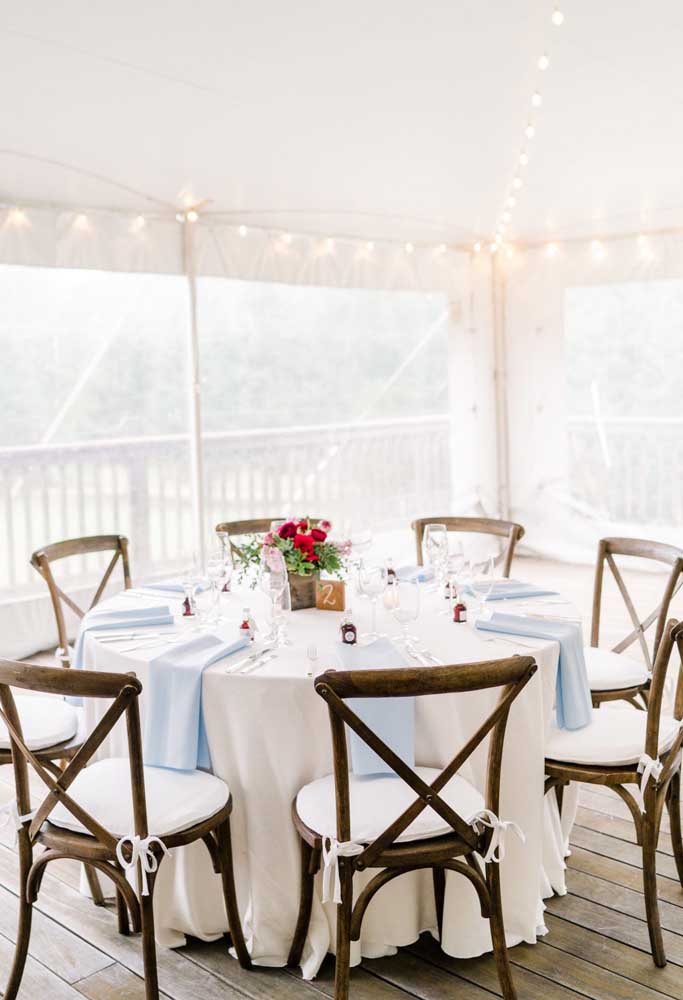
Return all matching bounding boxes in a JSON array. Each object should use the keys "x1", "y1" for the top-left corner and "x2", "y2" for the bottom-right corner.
[
  {"x1": 358, "y1": 564, "x2": 387, "y2": 640},
  {"x1": 423, "y1": 523, "x2": 448, "y2": 589},
  {"x1": 391, "y1": 579, "x2": 421, "y2": 646},
  {"x1": 259, "y1": 548, "x2": 287, "y2": 643}
]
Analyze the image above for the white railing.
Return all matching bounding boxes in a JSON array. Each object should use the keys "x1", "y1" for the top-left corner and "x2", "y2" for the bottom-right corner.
[
  {"x1": 0, "y1": 414, "x2": 452, "y2": 593},
  {"x1": 567, "y1": 416, "x2": 683, "y2": 526}
]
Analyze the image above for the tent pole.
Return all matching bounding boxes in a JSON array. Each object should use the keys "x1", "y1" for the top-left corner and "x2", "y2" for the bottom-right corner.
[
  {"x1": 491, "y1": 255, "x2": 511, "y2": 519},
  {"x1": 182, "y1": 220, "x2": 206, "y2": 570}
]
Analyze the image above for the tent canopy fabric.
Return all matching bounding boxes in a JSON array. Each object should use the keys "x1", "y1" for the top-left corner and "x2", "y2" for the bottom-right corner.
[{"x1": 2, "y1": 0, "x2": 682, "y2": 244}]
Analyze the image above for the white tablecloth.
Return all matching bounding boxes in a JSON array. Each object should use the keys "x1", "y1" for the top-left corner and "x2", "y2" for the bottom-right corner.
[{"x1": 80, "y1": 584, "x2": 579, "y2": 979}]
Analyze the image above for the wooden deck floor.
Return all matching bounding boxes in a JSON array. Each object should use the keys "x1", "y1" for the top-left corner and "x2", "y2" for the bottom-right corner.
[
  {"x1": 0, "y1": 781, "x2": 680, "y2": 998},
  {"x1": 8, "y1": 555, "x2": 683, "y2": 998}
]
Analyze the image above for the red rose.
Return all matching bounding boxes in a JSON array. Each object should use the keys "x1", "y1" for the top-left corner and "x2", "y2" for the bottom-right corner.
[
  {"x1": 293, "y1": 533, "x2": 314, "y2": 551},
  {"x1": 310, "y1": 527, "x2": 327, "y2": 542},
  {"x1": 296, "y1": 519, "x2": 309, "y2": 531},
  {"x1": 278, "y1": 521, "x2": 297, "y2": 539}
]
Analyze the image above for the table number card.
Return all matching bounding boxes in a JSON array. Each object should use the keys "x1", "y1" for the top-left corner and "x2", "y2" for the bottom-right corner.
[{"x1": 315, "y1": 578, "x2": 346, "y2": 612}]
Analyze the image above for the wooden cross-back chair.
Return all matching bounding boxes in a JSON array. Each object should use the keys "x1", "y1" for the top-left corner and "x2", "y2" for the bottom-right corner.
[
  {"x1": 288, "y1": 655, "x2": 538, "y2": 1000},
  {"x1": 0, "y1": 659, "x2": 250, "y2": 1000},
  {"x1": 546, "y1": 618, "x2": 683, "y2": 967},
  {"x1": 30, "y1": 535, "x2": 132, "y2": 668},
  {"x1": 412, "y1": 517, "x2": 525, "y2": 578},
  {"x1": 588, "y1": 537, "x2": 683, "y2": 707}
]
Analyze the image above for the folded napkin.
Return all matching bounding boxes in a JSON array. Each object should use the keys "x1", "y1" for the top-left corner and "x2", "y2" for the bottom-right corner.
[
  {"x1": 462, "y1": 579, "x2": 559, "y2": 601},
  {"x1": 144, "y1": 633, "x2": 249, "y2": 771},
  {"x1": 139, "y1": 578, "x2": 208, "y2": 593},
  {"x1": 396, "y1": 565, "x2": 434, "y2": 583},
  {"x1": 72, "y1": 604, "x2": 174, "y2": 670},
  {"x1": 475, "y1": 612, "x2": 592, "y2": 730},
  {"x1": 334, "y1": 638, "x2": 414, "y2": 776}
]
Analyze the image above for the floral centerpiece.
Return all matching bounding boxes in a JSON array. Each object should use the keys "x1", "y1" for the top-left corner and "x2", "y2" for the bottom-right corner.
[{"x1": 235, "y1": 518, "x2": 350, "y2": 609}]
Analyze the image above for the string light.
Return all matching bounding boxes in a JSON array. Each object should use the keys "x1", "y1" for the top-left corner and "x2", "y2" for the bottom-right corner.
[
  {"x1": 513, "y1": 177, "x2": 523, "y2": 190},
  {"x1": 175, "y1": 212, "x2": 185, "y2": 223},
  {"x1": 505, "y1": 246, "x2": 515, "y2": 259},
  {"x1": 591, "y1": 240, "x2": 605, "y2": 261},
  {"x1": 7, "y1": 207, "x2": 28, "y2": 227},
  {"x1": 507, "y1": 196, "x2": 517, "y2": 208},
  {"x1": 538, "y1": 53, "x2": 550, "y2": 70},
  {"x1": 531, "y1": 92, "x2": 542, "y2": 108},
  {"x1": 73, "y1": 213, "x2": 89, "y2": 231},
  {"x1": 131, "y1": 215, "x2": 146, "y2": 233},
  {"x1": 525, "y1": 123, "x2": 536, "y2": 139},
  {"x1": 552, "y1": 8, "x2": 565, "y2": 26},
  {"x1": 238, "y1": 224, "x2": 248, "y2": 237},
  {"x1": 502, "y1": 211, "x2": 512, "y2": 223},
  {"x1": 519, "y1": 152, "x2": 529, "y2": 166},
  {"x1": 490, "y1": 243, "x2": 499, "y2": 254},
  {"x1": 366, "y1": 241, "x2": 374, "y2": 252},
  {"x1": 545, "y1": 242, "x2": 559, "y2": 258},
  {"x1": 282, "y1": 231, "x2": 292, "y2": 244},
  {"x1": 405, "y1": 241, "x2": 414, "y2": 254},
  {"x1": 325, "y1": 237, "x2": 335, "y2": 252},
  {"x1": 186, "y1": 210, "x2": 199, "y2": 223},
  {"x1": 473, "y1": 241, "x2": 482, "y2": 254},
  {"x1": 436, "y1": 242, "x2": 448, "y2": 254}
]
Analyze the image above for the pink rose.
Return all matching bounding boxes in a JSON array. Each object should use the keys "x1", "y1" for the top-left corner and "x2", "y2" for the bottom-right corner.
[
  {"x1": 263, "y1": 532, "x2": 274, "y2": 545},
  {"x1": 319, "y1": 519, "x2": 332, "y2": 532}
]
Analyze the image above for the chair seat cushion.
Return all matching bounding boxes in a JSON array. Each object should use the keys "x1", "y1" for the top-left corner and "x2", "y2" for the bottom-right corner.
[
  {"x1": 296, "y1": 767, "x2": 484, "y2": 844},
  {"x1": 0, "y1": 695, "x2": 79, "y2": 751},
  {"x1": 584, "y1": 646, "x2": 649, "y2": 692},
  {"x1": 546, "y1": 709, "x2": 680, "y2": 767},
  {"x1": 49, "y1": 758, "x2": 229, "y2": 838}
]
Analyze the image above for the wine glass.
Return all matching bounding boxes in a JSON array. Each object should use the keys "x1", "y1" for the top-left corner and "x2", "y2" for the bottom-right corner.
[
  {"x1": 275, "y1": 578, "x2": 294, "y2": 646},
  {"x1": 423, "y1": 523, "x2": 448, "y2": 591},
  {"x1": 206, "y1": 549, "x2": 229, "y2": 622},
  {"x1": 358, "y1": 564, "x2": 387, "y2": 640},
  {"x1": 391, "y1": 579, "x2": 421, "y2": 647},
  {"x1": 350, "y1": 529, "x2": 372, "y2": 567},
  {"x1": 194, "y1": 575, "x2": 219, "y2": 627},
  {"x1": 443, "y1": 540, "x2": 466, "y2": 616},
  {"x1": 259, "y1": 547, "x2": 287, "y2": 643}
]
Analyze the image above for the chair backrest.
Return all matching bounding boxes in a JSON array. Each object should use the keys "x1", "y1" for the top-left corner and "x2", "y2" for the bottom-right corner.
[
  {"x1": 0, "y1": 658, "x2": 147, "y2": 852},
  {"x1": 315, "y1": 655, "x2": 537, "y2": 869},
  {"x1": 30, "y1": 535, "x2": 132, "y2": 665},
  {"x1": 215, "y1": 518, "x2": 321, "y2": 559},
  {"x1": 590, "y1": 537, "x2": 683, "y2": 670},
  {"x1": 639, "y1": 620, "x2": 683, "y2": 809},
  {"x1": 412, "y1": 517, "x2": 525, "y2": 577}
]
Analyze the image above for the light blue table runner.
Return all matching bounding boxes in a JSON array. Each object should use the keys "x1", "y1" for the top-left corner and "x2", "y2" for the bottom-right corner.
[
  {"x1": 475, "y1": 611, "x2": 592, "y2": 730},
  {"x1": 334, "y1": 638, "x2": 414, "y2": 776},
  {"x1": 144, "y1": 633, "x2": 249, "y2": 770}
]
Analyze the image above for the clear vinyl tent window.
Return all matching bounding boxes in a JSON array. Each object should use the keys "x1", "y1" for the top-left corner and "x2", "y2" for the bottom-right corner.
[
  {"x1": 196, "y1": 277, "x2": 452, "y2": 546},
  {"x1": 565, "y1": 278, "x2": 683, "y2": 533},
  {"x1": 0, "y1": 264, "x2": 191, "y2": 596}
]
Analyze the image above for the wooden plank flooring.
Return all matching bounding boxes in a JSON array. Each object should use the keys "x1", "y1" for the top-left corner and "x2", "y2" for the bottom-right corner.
[{"x1": 0, "y1": 782, "x2": 680, "y2": 998}]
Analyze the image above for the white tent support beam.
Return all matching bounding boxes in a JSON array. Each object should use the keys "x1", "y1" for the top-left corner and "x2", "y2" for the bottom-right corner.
[
  {"x1": 182, "y1": 219, "x2": 207, "y2": 570},
  {"x1": 491, "y1": 255, "x2": 511, "y2": 519}
]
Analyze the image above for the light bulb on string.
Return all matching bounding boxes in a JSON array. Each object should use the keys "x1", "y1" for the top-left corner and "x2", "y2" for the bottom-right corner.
[
  {"x1": 186, "y1": 209, "x2": 199, "y2": 223},
  {"x1": 531, "y1": 92, "x2": 542, "y2": 108},
  {"x1": 545, "y1": 242, "x2": 559, "y2": 258},
  {"x1": 366, "y1": 241, "x2": 374, "y2": 253},
  {"x1": 591, "y1": 240, "x2": 605, "y2": 261},
  {"x1": 436, "y1": 242, "x2": 447, "y2": 254},
  {"x1": 502, "y1": 211, "x2": 511, "y2": 223},
  {"x1": 238, "y1": 224, "x2": 248, "y2": 237},
  {"x1": 175, "y1": 212, "x2": 185, "y2": 223},
  {"x1": 525, "y1": 123, "x2": 536, "y2": 140},
  {"x1": 473, "y1": 241, "x2": 482, "y2": 254},
  {"x1": 538, "y1": 53, "x2": 550, "y2": 70},
  {"x1": 282, "y1": 231, "x2": 292, "y2": 244},
  {"x1": 490, "y1": 242, "x2": 499, "y2": 254},
  {"x1": 326, "y1": 237, "x2": 335, "y2": 252},
  {"x1": 505, "y1": 245, "x2": 515, "y2": 260},
  {"x1": 405, "y1": 241, "x2": 414, "y2": 254},
  {"x1": 552, "y1": 8, "x2": 565, "y2": 26},
  {"x1": 513, "y1": 177, "x2": 523, "y2": 190},
  {"x1": 507, "y1": 196, "x2": 516, "y2": 208},
  {"x1": 519, "y1": 152, "x2": 529, "y2": 166},
  {"x1": 7, "y1": 207, "x2": 28, "y2": 227},
  {"x1": 73, "y1": 213, "x2": 89, "y2": 231}
]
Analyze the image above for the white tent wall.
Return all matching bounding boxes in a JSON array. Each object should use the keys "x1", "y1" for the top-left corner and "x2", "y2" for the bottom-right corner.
[
  {"x1": 1, "y1": 205, "x2": 495, "y2": 658},
  {"x1": 504, "y1": 232, "x2": 683, "y2": 564}
]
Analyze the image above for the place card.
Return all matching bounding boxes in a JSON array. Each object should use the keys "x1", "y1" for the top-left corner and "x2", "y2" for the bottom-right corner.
[{"x1": 315, "y1": 578, "x2": 346, "y2": 612}]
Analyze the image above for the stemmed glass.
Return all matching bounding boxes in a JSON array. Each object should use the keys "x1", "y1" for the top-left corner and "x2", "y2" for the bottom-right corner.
[
  {"x1": 391, "y1": 579, "x2": 421, "y2": 647},
  {"x1": 259, "y1": 547, "x2": 287, "y2": 644},
  {"x1": 358, "y1": 564, "x2": 387, "y2": 641},
  {"x1": 443, "y1": 540, "x2": 466, "y2": 616},
  {"x1": 423, "y1": 523, "x2": 448, "y2": 592},
  {"x1": 274, "y1": 578, "x2": 294, "y2": 646},
  {"x1": 469, "y1": 554, "x2": 497, "y2": 624}
]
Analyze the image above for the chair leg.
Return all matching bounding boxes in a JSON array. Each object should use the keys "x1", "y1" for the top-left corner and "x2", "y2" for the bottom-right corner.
[
  {"x1": 487, "y1": 861, "x2": 517, "y2": 1000},
  {"x1": 334, "y1": 859, "x2": 354, "y2": 1000},
  {"x1": 667, "y1": 771, "x2": 683, "y2": 887},
  {"x1": 84, "y1": 863, "x2": 106, "y2": 907},
  {"x1": 433, "y1": 866, "x2": 445, "y2": 942},
  {"x1": 288, "y1": 838, "x2": 318, "y2": 967},
  {"x1": 3, "y1": 835, "x2": 34, "y2": 1000},
  {"x1": 555, "y1": 781, "x2": 565, "y2": 817},
  {"x1": 642, "y1": 813, "x2": 667, "y2": 966},
  {"x1": 216, "y1": 819, "x2": 252, "y2": 969},
  {"x1": 139, "y1": 870, "x2": 160, "y2": 1000},
  {"x1": 116, "y1": 889, "x2": 130, "y2": 935}
]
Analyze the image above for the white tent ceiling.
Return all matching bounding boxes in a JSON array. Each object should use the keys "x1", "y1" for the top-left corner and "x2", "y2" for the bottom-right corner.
[{"x1": 2, "y1": 0, "x2": 683, "y2": 244}]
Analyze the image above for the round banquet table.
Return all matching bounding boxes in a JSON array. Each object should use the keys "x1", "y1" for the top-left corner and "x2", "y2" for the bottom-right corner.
[{"x1": 80, "y1": 582, "x2": 580, "y2": 980}]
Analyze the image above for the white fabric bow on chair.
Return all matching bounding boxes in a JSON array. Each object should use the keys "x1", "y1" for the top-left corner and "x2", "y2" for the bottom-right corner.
[
  {"x1": 116, "y1": 834, "x2": 170, "y2": 896},
  {"x1": 471, "y1": 809, "x2": 526, "y2": 863},
  {"x1": 0, "y1": 801, "x2": 35, "y2": 847},
  {"x1": 321, "y1": 837, "x2": 364, "y2": 904},
  {"x1": 635, "y1": 754, "x2": 664, "y2": 814}
]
